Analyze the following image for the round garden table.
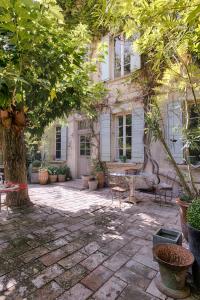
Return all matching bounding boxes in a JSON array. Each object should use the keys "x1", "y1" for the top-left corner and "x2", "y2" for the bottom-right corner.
[{"x1": 0, "y1": 182, "x2": 27, "y2": 212}]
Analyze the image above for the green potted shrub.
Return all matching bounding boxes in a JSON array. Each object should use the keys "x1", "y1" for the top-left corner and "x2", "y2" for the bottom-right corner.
[
  {"x1": 93, "y1": 160, "x2": 106, "y2": 189},
  {"x1": 30, "y1": 160, "x2": 41, "y2": 183},
  {"x1": 176, "y1": 194, "x2": 193, "y2": 241},
  {"x1": 48, "y1": 166, "x2": 58, "y2": 183},
  {"x1": 57, "y1": 165, "x2": 70, "y2": 182},
  {"x1": 187, "y1": 199, "x2": 200, "y2": 289},
  {"x1": 88, "y1": 177, "x2": 98, "y2": 191}
]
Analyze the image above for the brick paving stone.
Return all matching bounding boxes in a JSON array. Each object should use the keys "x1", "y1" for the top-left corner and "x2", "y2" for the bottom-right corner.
[
  {"x1": 115, "y1": 266, "x2": 151, "y2": 290},
  {"x1": 0, "y1": 274, "x2": 17, "y2": 292},
  {"x1": 39, "y1": 248, "x2": 66, "y2": 266},
  {"x1": 53, "y1": 229, "x2": 70, "y2": 239},
  {"x1": 119, "y1": 285, "x2": 155, "y2": 300},
  {"x1": 45, "y1": 238, "x2": 69, "y2": 251},
  {"x1": 103, "y1": 251, "x2": 130, "y2": 272},
  {"x1": 31, "y1": 264, "x2": 64, "y2": 288},
  {"x1": 20, "y1": 246, "x2": 49, "y2": 263},
  {"x1": 58, "y1": 251, "x2": 87, "y2": 269},
  {"x1": 133, "y1": 247, "x2": 159, "y2": 271},
  {"x1": 81, "y1": 265, "x2": 113, "y2": 291},
  {"x1": 29, "y1": 281, "x2": 64, "y2": 300},
  {"x1": 93, "y1": 276, "x2": 127, "y2": 300},
  {"x1": 125, "y1": 259, "x2": 157, "y2": 280},
  {"x1": 99, "y1": 239, "x2": 126, "y2": 256},
  {"x1": 80, "y1": 242, "x2": 100, "y2": 255},
  {"x1": 55, "y1": 264, "x2": 88, "y2": 290},
  {"x1": 118, "y1": 241, "x2": 142, "y2": 257},
  {"x1": 57, "y1": 283, "x2": 93, "y2": 300},
  {"x1": 80, "y1": 251, "x2": 108, "y2": 271}
]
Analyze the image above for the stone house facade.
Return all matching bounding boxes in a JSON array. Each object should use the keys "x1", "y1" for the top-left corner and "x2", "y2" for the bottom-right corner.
[{"x1": 42, "y1": 34, "x2": 200, "y2": 188}]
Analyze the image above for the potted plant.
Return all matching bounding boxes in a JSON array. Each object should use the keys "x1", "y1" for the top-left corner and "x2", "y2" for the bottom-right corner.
[
  {"x1": 57, "y1": 165, "x2": 70, "y2": 182},
  {"x1": 82, "y1": 174, "x2": 91, "y2": 188},
  {"x1": 187, "y1": 199, "x2": 200, "y2": 289},
  {"x1": 38, "y1": 167, "x2": 48, "y2": 185},
  {"x1": 153, "y1": 243, "x2": 194, "y2": 299},
  {"x1": 88, "y1": 177, "x2": 98, "y2": 191},
  {"x1": 30, "y1": 160, "x2": 41, "y2": 183},
  {"x1": 93, "y1": 160, "x2": 106, "y2": 189},
  {"x1": 48, "y1": 166, "x2": 58, "y2": 183},
  {"x1": 176, "y1": 194, "x2": 193, "y2": 241}
]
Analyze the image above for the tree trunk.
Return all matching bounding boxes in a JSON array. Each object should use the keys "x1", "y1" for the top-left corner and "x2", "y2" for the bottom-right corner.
[{"x1": 2, "y1": 127, "x2": 31, "y2": 207}]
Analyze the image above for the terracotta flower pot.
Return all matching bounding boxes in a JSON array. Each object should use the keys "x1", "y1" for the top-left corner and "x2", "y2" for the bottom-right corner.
[
  {"x1": 153, "y1": 244, "x2": 194, "y2": 299},
  {"x1": 176, "y1": 198, "x2": 190, "y2": 241},
  {"x1": 39, "y1": 170, "x2": 48, "y2": 185},
  {"x1": 49, "y1": 174, "x2": 57, "y2": 183},
  {"x1": 58, "y1": 174, "x2": 66, "y2": 182},
  {"x1": 96, "y1": 172, "x2": 105, "y2": 188}
]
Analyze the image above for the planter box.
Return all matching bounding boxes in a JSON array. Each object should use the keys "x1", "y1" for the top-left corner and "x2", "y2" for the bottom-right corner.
[
  {"x1": 153, "y1": 228, "x2": 182, "y2": 246},
  {"x1": 31, "y1": 172, "x2": 39, "y2": 184}
]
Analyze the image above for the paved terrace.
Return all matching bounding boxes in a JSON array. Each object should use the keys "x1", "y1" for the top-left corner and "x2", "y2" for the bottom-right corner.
[{"x1": 0, "y1": 181, "x2": 198, "y2": 300}]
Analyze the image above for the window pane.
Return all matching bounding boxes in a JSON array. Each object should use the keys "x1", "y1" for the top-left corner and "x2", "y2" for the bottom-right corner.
[
  {"x1": 86, "y1": 149, "x2": 90, "y2": 156},
  {"x1": 56, "y1": 126, "x2": 61, "y2": 159},
  {"x1": 114, "y1": 36, "x2": 121, "y2": 78},
  {"x1": 86, "y1": 143, "x2": 90, "y2": 150},
  {"x1": 119, "y1": 126, "x2": 123, "y2": 137},
  {"x1": 118, "y1": 116, "x2": 123, "y2": 127},
  {"x1": 80, "y1": 143, "x2": 85, "y2": 150},
  {"x1": 126, "y1": 125, "x2": 132, "y2": 137},
  {"x1": 126, "y1": 114, "x2": 132, "y2": 126},
  {"x1": 80, "y1": 149, "x2": 85, "y2": 155},
  {"x1": 119, "y1": 149, "x2": 123, "y2": 157},
  {"x1": 126, "y1": 137, "x2": 132, "y2": 149},
  {"x1": 126, "y1": 149, "x2": 131, "y2": 160},
  {"x1": 124, "y1": 40, "x2": 131, "y2": 75},
  {"x1": 118, "y1": 138, "x2": 123, "y2": 148}
]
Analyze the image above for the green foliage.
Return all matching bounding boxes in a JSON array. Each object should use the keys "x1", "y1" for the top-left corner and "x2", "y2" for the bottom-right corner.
[
  {"x1": 0, "y1": 0, "x2": 106, "y2": 137},
  {"x1": 180, "y1": 194, "x2": 193, "y2": 203},
  {"x1": 48, "y1": 166, "x2": 58, "y2": 175},
  {"x1": 92, "y1": 159, "x2": 106, "y2": 173},
  {"x1": 187, "y1": 199, "x2": 200, "y2": 230},
  {"x1": 57, "y1": 165, "x2": 70, "y2": 177},
  {"x1": 32, "y1": 160, "x2": 41, "y2": 168}
]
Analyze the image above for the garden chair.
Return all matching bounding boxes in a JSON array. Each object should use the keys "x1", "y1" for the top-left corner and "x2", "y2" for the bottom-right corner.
[
  {"x1": 108, "y1": 173, "x2": 130, "y2": 207},
  {"x1": 154, "y1": 171, "x2": 177, "y2": 205}
]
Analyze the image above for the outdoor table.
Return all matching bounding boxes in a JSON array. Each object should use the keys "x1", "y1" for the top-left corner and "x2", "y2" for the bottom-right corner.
[
  {"x1": 110, "y1": 172, "x2": 156, "y2": 204},
  {"x1": 0, "y1": 182, "x2": 27, "y2": 212}
]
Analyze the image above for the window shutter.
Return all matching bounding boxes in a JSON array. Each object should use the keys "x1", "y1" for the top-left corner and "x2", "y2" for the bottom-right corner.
[
  {"x1": 167, "y1": 101, "x2": 183, "y2": 164},
  {"x1": 131, "y1": 40, "x2": 141, "y2": 71},
  {"x1": 61, "y1": 126, "x2": 68, "y2": 160},
  {"x1": 101, "y1": 35, "x2": 110, "y2": 81},
  {"x1": 132, "y1": 107, "x2": 144, "y2": 163},
  {"x1": 100, "y1": 113, "x2": 111, "y2": 161}
]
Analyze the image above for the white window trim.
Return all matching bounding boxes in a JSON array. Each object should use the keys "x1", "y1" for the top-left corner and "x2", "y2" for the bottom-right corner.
[
  {"x1": 115, "y1": 113, "x2": 132, "y2": 162},
  {"x1": 113, "y1": 34, "x2": 132, "y2": 79}
]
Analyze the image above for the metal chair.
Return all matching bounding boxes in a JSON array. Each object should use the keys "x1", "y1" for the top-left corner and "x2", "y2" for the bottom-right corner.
[
  {"x1": 108, "y1": 174, "x2": 130, "y2": 207},
  {"x1": 154, "y1": 171, "x2": 177, "y2": 205}
]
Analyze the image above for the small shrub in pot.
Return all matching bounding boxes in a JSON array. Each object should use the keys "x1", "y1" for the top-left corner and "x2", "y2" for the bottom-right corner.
[
  {"x1": 187, "y1": 199, "x2": 200, "y2": 289},
  {"x1": 57, "y1": 166, "x2": 70, "y2": 182},
  {"x1": 48, "y1": 166, "x2": 58, "y2": 183}
]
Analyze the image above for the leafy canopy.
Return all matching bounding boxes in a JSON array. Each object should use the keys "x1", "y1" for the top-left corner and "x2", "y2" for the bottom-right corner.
[{"x1": 0, "y1": 0, "x2": 105, "y2": 137}]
